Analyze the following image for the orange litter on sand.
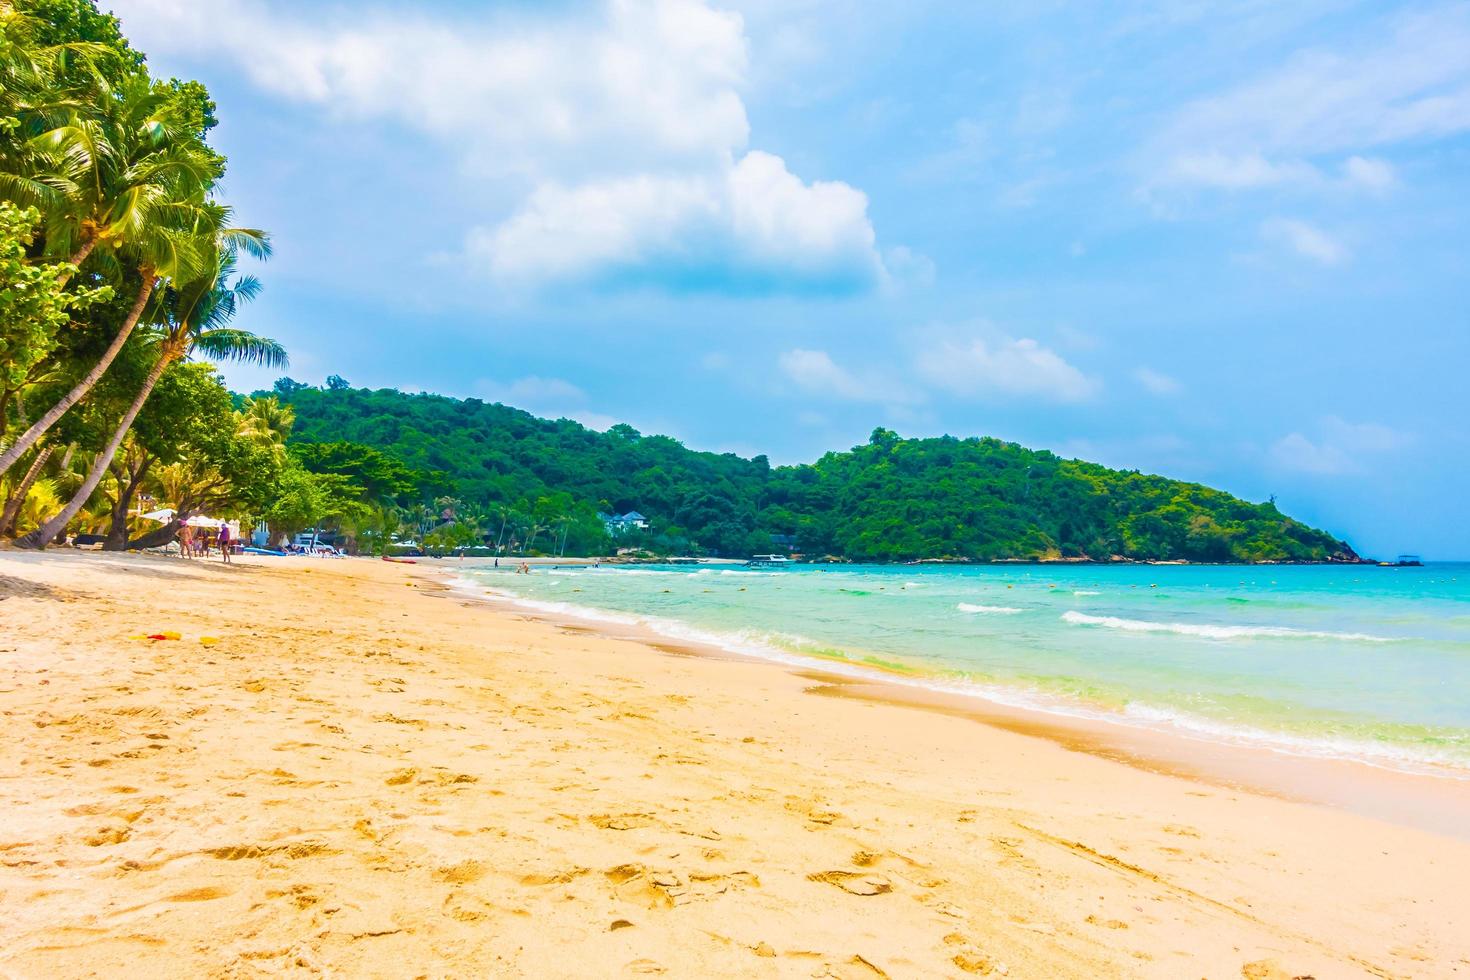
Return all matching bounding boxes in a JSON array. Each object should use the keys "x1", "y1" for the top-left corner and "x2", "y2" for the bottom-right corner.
[
  {"x1": 199, "y1": 636, "x2": 220, "y2": 646},
  {"x1": 133, "y1": 630, "x2": 182, "y2": 641}
]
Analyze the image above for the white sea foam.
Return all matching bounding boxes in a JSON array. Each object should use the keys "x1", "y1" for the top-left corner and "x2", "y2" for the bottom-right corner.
[
  {"x1": 1060, "y1": 610, "x2": 1392, "y2": 642},
  {"x1": 957, "y1": 603, "x2": 1024, "y2": 614},
  {"x1": 1073, "y1": 590, "x2": 1101, "y2": 596}
]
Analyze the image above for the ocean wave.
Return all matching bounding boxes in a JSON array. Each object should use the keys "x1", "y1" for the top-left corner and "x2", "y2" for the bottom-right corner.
[
  {"x1": 957, "y1": 603, "x2": 1023, "y2": 615},
  {"x1": 1073, "y1": 590, "x2": 1101, "y2": 596},
  {"x1": 1060, "y1": 610, "x2": 1393, "y2": 642}
]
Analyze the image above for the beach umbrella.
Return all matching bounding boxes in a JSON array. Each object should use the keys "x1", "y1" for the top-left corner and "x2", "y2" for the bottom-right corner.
[{"x1": 140, "y1": 508, "x2": 175, "y2": 522}]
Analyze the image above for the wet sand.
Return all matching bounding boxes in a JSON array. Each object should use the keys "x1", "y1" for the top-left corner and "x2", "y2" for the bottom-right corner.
[{"x1": 2, "y1": 550, "x2": 1467, "y2": 978}]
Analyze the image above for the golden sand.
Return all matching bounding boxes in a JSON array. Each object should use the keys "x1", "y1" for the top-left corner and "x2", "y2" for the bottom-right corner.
[{"x1": 1, "y1": 552, "x2": 1467, "y2": 978}]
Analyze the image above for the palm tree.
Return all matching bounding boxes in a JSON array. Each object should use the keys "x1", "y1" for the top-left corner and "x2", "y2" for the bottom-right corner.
[
  {"x1": 239, "y1": 394, "x2": 294, "y2": 442},
  {"x1": 0, "y1": 77, "x2": 251, "y2": 478},
  {"x1": 236, "y1": 394, "x2": 294, "y2": 465},
  {"x1": 0, "y1": 440, "x2": 51, "y2": 536},
  {"x1": 22, "y1": 241, "x2": 283, "y2": 548}
]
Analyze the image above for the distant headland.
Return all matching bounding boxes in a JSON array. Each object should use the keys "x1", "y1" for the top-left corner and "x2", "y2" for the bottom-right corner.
[{"x1": 261, "y1": 380, "x2": 1361, "y2": 564}]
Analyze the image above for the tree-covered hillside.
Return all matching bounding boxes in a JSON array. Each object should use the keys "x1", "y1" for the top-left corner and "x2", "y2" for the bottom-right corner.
[{"x1": 269, "y1": 382, "x2": 1358, "y2": 563}]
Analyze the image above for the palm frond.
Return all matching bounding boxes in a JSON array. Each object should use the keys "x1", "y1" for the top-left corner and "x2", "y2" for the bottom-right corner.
[
  {"x1": 193, "y1": 329, "x2": 288, "y2": 369},
  {"x1": 219, "y1": 226, "x2": 272, "y2": 260}
]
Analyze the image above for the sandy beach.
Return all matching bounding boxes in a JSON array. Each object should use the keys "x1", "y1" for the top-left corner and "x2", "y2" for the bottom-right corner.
[{"x1": 2, "y1": 551, "x2": 1468, "y2": 979}]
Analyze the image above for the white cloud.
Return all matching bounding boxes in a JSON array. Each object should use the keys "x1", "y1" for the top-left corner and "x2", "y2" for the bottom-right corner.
[
  {"x1": 1270, "y1": 416, "x2": 1412, "y2": 474},
  {"x1": 469, "y1": 151, "x2": 881, "y2": 289},
  {"x1": 117, "y1": 0, "x2": 749, "y2": 178},
  {"x1": 1322, "y1": 416, "x2": 1411, "y2": 453},
  {"x1": 472, "y1": 374, "x2": 622, "y2": 430},
  {"x1": 1261, "y1": 217, "x2": 1348, "y2": 265},
  {"x1": 780, "y1": 349, "x2": 870, "y2": 401},
  {"x1": 1341, "y1": 155, "x2": 1396, "y2": 191},
  {"x1": 1271, "y1": 432, "x2": 1352, "y2": 474},
  {"x1": 777, "y1": 325, "x2": 1097, "y2": 410},
  {"x1": 914, "y1": 333, "x2": 1098, "y2": 403},
  {"x1": 882, "y1": 245, "x2": 936, "y2": 288},
  {"x1": 777, "y1": 348, "x2": 922, "y2": 405},
  {"x1": 1162, "y1": 151, "x2": 1320, "y2": 189},
  {"x1": 1149, "y1": 6, "x2": 1470, "y2": 191},
  {"x1": 1133, "y1": 367, "x2": 1181, "y2": 395},
  {"x1": 475, "y1": 375, "x2": 588, "y2": 406},
  {"x1": 1158, "y1": 151, "x2": 1400, "y2": 194},
  {"x1": 114, "y1": 0, "x2": 888, "y2": 293}
]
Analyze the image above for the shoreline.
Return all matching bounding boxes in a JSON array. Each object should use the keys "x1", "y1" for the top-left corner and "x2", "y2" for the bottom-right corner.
[
  {"x1": 439, "y1": 564, "x2": 1470, "y2": 841},
  {"x1": 4, "y1": 551, "x2": 1469, "y2": 977}
]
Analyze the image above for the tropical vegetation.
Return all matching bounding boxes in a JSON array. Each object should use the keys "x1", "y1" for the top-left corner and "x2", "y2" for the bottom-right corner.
[
  {"x1": 0, "y1": 0, "x2": 290, "y2": 548},
  {"x1": 263, "y1": 382, "x2": 1359, "y2": 563}
]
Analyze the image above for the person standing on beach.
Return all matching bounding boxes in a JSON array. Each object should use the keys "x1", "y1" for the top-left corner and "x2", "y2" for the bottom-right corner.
[
  {"x1": 219, "y1": 522, "x2": 232, "y2": 564},
  {"x1": 179, "y1": 523, "x2": 194, "y2": 559}
]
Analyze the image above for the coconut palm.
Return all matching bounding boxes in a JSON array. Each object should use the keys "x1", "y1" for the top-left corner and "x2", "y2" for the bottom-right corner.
[
  {"x1": 22, "y1": 241, "x2": 283, "y2": 548},
  {"x1": 0, "y1": 78, "x2": 256, "y2": 478},
  {"x1": 0, "y1": 4, "x2": 115, "y2": 173},
  {"x1": 8, "y1": 474, "x2": 60, "y2": 534},
  {"x1": 0, "y1": 440, "x2": 51, "y2": 536},
  {"x1": 236, "y1": 394, "x2": 294, "y2": 463}
]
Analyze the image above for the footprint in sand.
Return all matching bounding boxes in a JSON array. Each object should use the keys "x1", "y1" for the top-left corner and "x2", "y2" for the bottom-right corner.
[
  {"x1": 520, "y1": 867, "x2": 590, "y2": 887},
  {"x1": 204, "y1": 841, "x2": 331, "y2": 861},
  {"x1": 1085, "y1": 914, "x2": 1129, "y2": 930},
  {"x1": 433, "y1": 860, "x2": 487, "y2": 884},
  {"x1": 1241, "y1": 961, "x2": 1316, "y2": 980},
  {"x1": 590, "y1": 812, "x2": 656, "y2": 831},
  {"x1": 263, "y1": 883, "x2": 321, "y2": 909},
  {"x1": 166, "y1": 885, "x2": 231, "y2": 902},
  {"x1": 83, "y1": 824, "x2": 131, "y2": 846},
  {"x1": 807, "y1": 870, "x2": 892, "y2": 896}
]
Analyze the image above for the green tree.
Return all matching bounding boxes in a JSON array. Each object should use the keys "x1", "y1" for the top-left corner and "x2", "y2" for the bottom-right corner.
[
  {"x1": 0, "y1": 201, "x2": 108, "y2": 437},
  {"x1": 23, "y1": 238, "x2": 280, "y2": 547},
  {"x1": 0, "y1": 66, "x2": 256, "y2": 476}
]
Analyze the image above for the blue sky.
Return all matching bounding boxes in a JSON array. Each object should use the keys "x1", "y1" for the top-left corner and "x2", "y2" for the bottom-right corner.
[{"x1": 114, "y1": 0, "x2": 1470, "y2": 558}]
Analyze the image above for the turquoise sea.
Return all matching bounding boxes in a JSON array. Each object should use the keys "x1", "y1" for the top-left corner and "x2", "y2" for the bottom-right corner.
[{"x1": 453, "y1": 562, "x2": 1470, "y2": 778}]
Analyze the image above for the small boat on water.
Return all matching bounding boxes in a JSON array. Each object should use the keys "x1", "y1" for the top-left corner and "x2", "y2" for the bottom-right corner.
[
  {"x1": 746, "y1": 554, "x2": 795, "y2": 567},
  {"x1": 1379, "y1": 554, "x2": 1424, "y2": 567}
]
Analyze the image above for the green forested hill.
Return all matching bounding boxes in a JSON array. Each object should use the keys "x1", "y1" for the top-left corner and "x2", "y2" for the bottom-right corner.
[{"x1": 268, "y1": 382, "x2": 1357, "y2": 563}]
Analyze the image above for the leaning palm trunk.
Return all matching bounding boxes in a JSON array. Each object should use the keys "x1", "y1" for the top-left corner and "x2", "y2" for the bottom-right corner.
[
  {"x1": 0, "y1": 274, "x2": 155, "y2": 478},
  {"x1": 55, "y1": 237, "x2": 98, "y2": 288},
  {"x1": 103, "y1": 455, "x2": 153, "y2": 550},
  {"x1": 126, "y1": 515, "x2": 186, "y2": 552},
  {"x1": 21, "y1": 350, "x2": 173, "y2": 549},
  {"x1": 0, "y1": 443, "x2": 53, "y2": 537}
]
